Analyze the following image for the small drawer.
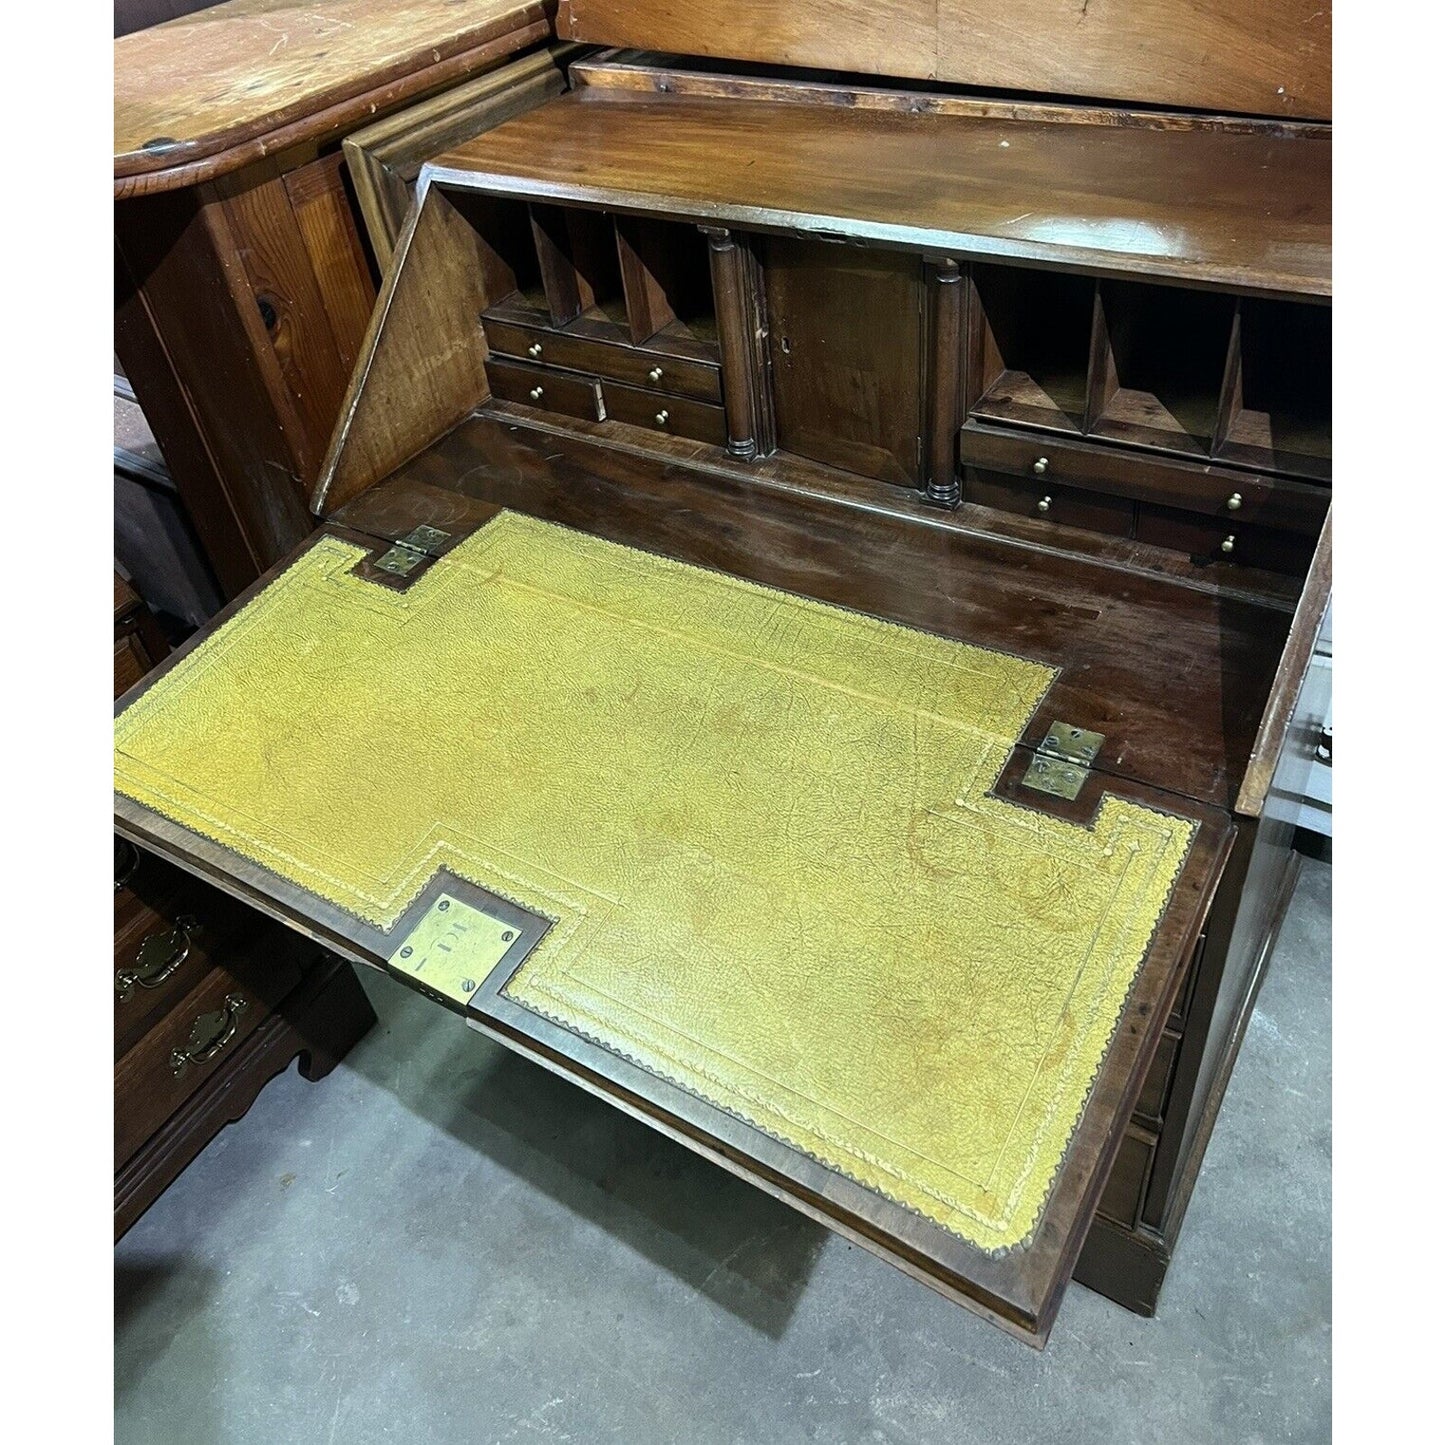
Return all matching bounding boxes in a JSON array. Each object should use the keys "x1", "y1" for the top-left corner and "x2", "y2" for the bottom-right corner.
[
  {"x1": 485, "y1": 318, "x2": 722, "y2": 403},
  {"x1": 1133, "y1": 1028, "x2": 1181, "y2": 1128},
  {"x1": 1169, "y1": 933, "x2": 1207, "y2": 1032},
  {"x1": 487, "y1": 358, "x2": 603, "y2": 423},
  {"x1": 966, "y1": 472, "x2": 1134, "y2": 539},
  {"x1": 600, "y1": 381, "x2": 728, "y2": 446},
  {"x1": 115, "y1": 966, "x2": 269, "y2": 1167},
  {"x1": 1135, "y1": 504, "x2": 1318, "y2": 574},
  {"x1": 960, "y1": 424, "x2": 1328, "y2": 537},
  {"x1": 115, "y1": 633, "x2": 149, "y2": 696},
  {"x1": 1097, "y1": 1125, "x2": 1157, "y2": 1230}
]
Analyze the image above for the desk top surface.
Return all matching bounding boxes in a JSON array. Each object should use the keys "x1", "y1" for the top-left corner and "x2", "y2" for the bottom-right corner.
[
  {"x1": 115, "y1": 0, "x2": 551, "y2": 195},
  {"x1": 433, "y1": 89, "x2": 1331, "y2": 297}
]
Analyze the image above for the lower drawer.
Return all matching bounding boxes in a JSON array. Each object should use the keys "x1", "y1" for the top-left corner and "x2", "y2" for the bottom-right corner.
[
  {"x1": 1135, "y1": 504, "x2": 1318, "y2": 574},
  {"x1": 1097, "y1": 1125, "x2": 1157, "y2": 1230},
  {"x1": 1134, "y1": 1029, "x2": 1181, "y2": 1129},
  {"x1": 601, "y1": 381, "x2": 728, "y2": 447},
  {"x1": 966, "y1": 472, "x2": 1134, "y2": 539},
  {"x1": 488, "y1": 358, "x2": 603, "y2": 423}
]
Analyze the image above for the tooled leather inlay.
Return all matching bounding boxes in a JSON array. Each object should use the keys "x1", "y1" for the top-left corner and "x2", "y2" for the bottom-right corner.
[{"x1": 114, "y1": 511, "x2": 1195, "y2": 1252}]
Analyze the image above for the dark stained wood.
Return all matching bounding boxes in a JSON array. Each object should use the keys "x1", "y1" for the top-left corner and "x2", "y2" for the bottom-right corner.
[
  {"x1": 600, "y1": 379, "x2": 726, "y2": 446},
  {"x1": 705, "y1": 229, "x2": 774, "y2": 457},
  {"x1": 345, "y1": 44, "x2": 580, "y2": 268},
  {"x1": 570, "y1": 49, "x2": 1332, "y2": 138},
  {"x1": 530, "y1": 204, "x2": 591, "y2": 326},
  {"x1": 489, "y1": 357, "x2": 605, "y2": 422},
  {"x1": 764, "y1": 237, "x2": 923, "y2": 486},
  {"x1": 558, "y1": 1, "x2": 1331, "y2": 119},
  {"x1": 115, "y1": 955, "x2": 376, "y2": 1239},
  {"x1": 960, "y1": 425, "x2": 1330, "y2": 539},
  {"x1": 314, "y1": 182, "x2": 497, "y2": 514},
  {"x1": 967, "y1": 474, "x2": 1135, "y2": 541},
  {"x1": 429, "y1": 90, "x2": 1331, "y2": 297},
  {"x1": 115, "y1": 0, "x2": 552, "y2": 195},
  {"x1": 615, "y1": 216, "x2": 676, "y2": 344},
  {"x1": 1236, "y1": 509, "x2": 1332, "y2": 817},
  {"x1": 923, "y1": 259, "x2": 963, "y2": 506}
]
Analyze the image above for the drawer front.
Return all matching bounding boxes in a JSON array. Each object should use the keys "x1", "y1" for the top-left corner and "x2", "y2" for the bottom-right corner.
[
  {"x1": 600, "y1": 381, "x2": 728, "y2": 446},
  {"x1": 1135, "y1": 504, "x2": 1319, "y2": 574},
  {"x1": 1097, "y1": 1126, "x2": 1157, "y2": 1230},
  {"x1": 485, "y1": 318, "x2": 723, "y2": 403},
  {"x1": 115, "y1": 965, "x2": 271, "y2": 1167},
  {"x1": 488, "y1": 358, "x2": 604, "y2": 423},
  {"x1": 960, "y1": 425, "x2": 1329, "y2": 537},
  {"x1": 113, "y1": 886, "x2": 276, "y2": 1061},
  {"x1": 966, "y1": 472, "x2": 1134, "y2": 539},
  {"x1": 1133, "y1": 1029, "x2": 1181, "y2": 1129},
  {"x1": 115, "y1": 633, "x2": 149, "y2": 696}
]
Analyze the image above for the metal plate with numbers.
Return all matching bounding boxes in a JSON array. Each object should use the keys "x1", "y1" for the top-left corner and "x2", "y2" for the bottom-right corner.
[{"x1": 388, "y1": 891, "x2": 541, "y2": 1006}]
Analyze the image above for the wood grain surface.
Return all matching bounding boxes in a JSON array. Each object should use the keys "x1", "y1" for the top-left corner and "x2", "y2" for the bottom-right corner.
[
  {"x1": 115, "y1": 0, "x2": 551, "y2": 193},
  {"x1": 431, "y1": 90, "x2": 1330, "y2": 296}
]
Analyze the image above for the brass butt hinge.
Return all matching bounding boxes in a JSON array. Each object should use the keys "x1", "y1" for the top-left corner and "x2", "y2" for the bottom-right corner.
[
  {"x1": 1021, "y1": 721, "x2": 1106, "y2": 802},
  {"x1": 374, "y1": 525, "x2": 452, "y2": 577}
]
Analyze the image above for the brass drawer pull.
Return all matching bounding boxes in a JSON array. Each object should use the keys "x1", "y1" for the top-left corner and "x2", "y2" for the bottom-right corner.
[
  {"x1": 648, "y1": 366, "x2": 664, "y2": 383},
  {"x1": 116, "y1": 915, "x2": 200, "y2": 1002},
  {"x1": 654, "y1": 409, "x2": 670, "y2": 428},
  {"x1": 1036, "y1": 495, "x2": 1052, "y2": 514},
  {"x1": 170, "y1": 993, "x2": 248, "y2": 1074},
  {"x1": 114, "y1": 838, "x2": 140, "y2": 893},
  {"x1": 527, "y1": 342, "x2": 543, "y2": 358},
  {"x1": 1220, "y1": 534, "x2": 1236, "y2": 555},
  {"x1": 1032, "y1": 456, "x2": 1049, "y2": 477},
  {"x1": 1226, "y1": 491, "x2": 1243, "y2": 511},
  {"x1": 529, "y1": 385, "x2": 544, "y2": 402}
]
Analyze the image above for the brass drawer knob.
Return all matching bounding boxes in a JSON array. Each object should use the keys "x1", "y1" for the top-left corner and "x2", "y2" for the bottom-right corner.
[
  {"x1": 116, "y1": 915, "x2": 200, "y2": 1002},
  {"x1": 655, "y1": 409, "x2": 670, "y2": 427},
  {"x1": 1032, "y1": 456, "x2": 1050, "y2": 477},
  {"x1": 170, "y1": 994, "x2": 248, "y2": 1075},
  {"x1": 1220, "y1": 534, "x2": 1236, "y2": 555},
  {"x1": 529, "y1": 386, "x2": 544, "y2": 402},
  {"x1": 527, "y1": 342, "x2": 543, "y2": 359},
  {"x1": 648, "y1": 366, "x2": 664, "y2": 383},
  {"x1": 1226, "y1": 491, "x2": 1243, "y2": 511},
  {"x1": 1037, "y1": 495, "x2": 1052, "y2": 514}
]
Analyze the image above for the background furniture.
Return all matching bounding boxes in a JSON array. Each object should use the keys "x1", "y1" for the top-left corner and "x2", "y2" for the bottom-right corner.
[
  {"x1": 114, "y1": 574, "x2": 377, "y2": 1237},
  {"x1": 114, "y1": 0, "x2": 556, "y2": 603}
]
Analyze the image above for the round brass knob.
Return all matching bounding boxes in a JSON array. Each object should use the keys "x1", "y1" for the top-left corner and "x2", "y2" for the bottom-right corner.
[
  {"x1": 1032, "y1": 457, "x2": 1050, "y2": 477},
  {"x1": 1226, "y1": 492, "x2": 1243, "y2": 511},
  {"x1": 527, "y1": 342, "x2": 543, "y2": 358},
  {"x1": 1037, "y1": 495, "x2": 1052, "y2": 515},
  {"x1": 654, "y1": 410, "x2": 670, "y2": 427},
  {"x1": 648, "y1": 366, "x2": 664, "y2": 383},
  {"x1": 529, "y1": 386, "x2": 544, "y2": 401},
  {"x1": 1221, "y1": 534, "x2": 1236, "y2": 555}
]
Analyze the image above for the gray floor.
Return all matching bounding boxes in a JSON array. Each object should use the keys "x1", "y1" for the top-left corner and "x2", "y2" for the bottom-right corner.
[{"x1": 116, "y1": 857, "x2": 1331, "y2": 1445}]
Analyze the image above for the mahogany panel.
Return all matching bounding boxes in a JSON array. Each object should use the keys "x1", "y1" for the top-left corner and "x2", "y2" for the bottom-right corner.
[{"x1": 430, "y1": 90, "x2": 1331, "y2": 296}]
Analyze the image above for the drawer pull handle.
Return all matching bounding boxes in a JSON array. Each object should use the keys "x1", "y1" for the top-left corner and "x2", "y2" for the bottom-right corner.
[
  {"x1": 527, "y1": 343, "x2": 543, "y2": 358},
  {"x1": 529, "y1": 386, "x2": 544, "y2": 402},
  {"x1": 648, "y1": 366, "x2": 664, "y2": 383},
  {"x1": 1036, "y1": 495, "x2": 1052, "y2": 515},
  {"x1": 114, "y1": 838, "x2": 140, "y2": 893},
  {"x1": 654, "y1": 409, "x2": 670, "y2": 428},
  {"x1": 1032, "y1": 456, "x2": 1049, "y2": 477},
  {"x1": 170, "y1": 993, "x2": 248, "y2": 1075},
  {"x1": 1220, "y1": 534, "x2": 1236, "y2": 555},
  {"x1": 1226, "y1": 491, "x2": 1243, "y2": 511},
  {"x1": 116, "y1": 915, "x2": 200, "y2": 1002}
]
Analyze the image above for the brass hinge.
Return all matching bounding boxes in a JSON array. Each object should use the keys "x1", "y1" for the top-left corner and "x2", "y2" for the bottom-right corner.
[
  {"x1": 1021, "y1": 721, "x2": 1106, "y2": 802},
  {"x1": 374, "y1": 525, "x2": 451, "y2": 577}
]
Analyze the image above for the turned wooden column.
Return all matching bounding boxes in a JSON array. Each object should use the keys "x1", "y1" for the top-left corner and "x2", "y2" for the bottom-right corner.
[
  {"x1": 702, "y1": 226, "x2": 775, "y2": 459},
  {"x1": 923, "y1": 257, "x2": 963, "y2": 508}
]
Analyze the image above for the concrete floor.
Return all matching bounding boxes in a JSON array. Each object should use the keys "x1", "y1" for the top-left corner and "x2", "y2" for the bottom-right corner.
[{"x1": 116, "y1": 857, "x2": 1330, "y2": 1444}]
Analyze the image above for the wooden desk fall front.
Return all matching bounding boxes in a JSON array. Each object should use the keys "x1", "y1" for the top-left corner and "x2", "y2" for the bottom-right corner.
[{"x1": 114, "y1": 34, "x2": 1331, "y2": 1346}]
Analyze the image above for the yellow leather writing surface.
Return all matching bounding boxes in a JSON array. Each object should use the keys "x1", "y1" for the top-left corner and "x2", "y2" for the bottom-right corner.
[{"x1": 115, "y1": 512, "x2": 1194, "y2": 1251}]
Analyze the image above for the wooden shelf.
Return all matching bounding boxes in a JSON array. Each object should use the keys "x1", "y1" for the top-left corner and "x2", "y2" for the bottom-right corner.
[{"x1": 430, "y1": 89, "x2": 1331, "y2": 298}]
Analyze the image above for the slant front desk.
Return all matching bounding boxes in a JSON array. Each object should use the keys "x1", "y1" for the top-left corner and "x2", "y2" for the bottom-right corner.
[{"x1": 115, "y1": 55, "x2": 1331, "y2": 1346}]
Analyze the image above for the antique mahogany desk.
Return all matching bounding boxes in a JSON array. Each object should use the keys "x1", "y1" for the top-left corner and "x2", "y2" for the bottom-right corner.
[{"x1": 114, "y1": 8, "x2": 1331, "y2": 1346}]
